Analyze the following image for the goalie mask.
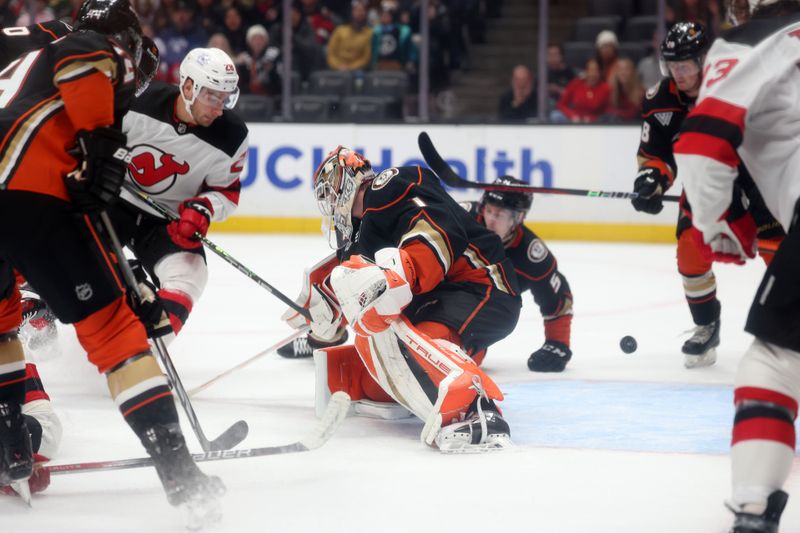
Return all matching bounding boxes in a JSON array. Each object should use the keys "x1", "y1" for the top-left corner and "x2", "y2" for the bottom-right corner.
[
  {"x1": 179, "y1": 47, "x2": 240, "y2": 117},
  {"x1": 313, "y1": 146, "x2": 375, "y2": 249}
]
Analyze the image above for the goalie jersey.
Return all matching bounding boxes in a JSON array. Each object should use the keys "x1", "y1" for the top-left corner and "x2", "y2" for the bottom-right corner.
[
  {"x1": 674, "y1": 13, "x2": 800, "y2": 234},
  {"x1": 119, "y1": 81, "x2": 249, "y2": 221}
]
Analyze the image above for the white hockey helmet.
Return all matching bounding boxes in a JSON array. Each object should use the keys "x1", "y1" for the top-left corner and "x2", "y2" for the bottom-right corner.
[{"x1": 179, "y1": 47, "x2": 240, "y2": 115}]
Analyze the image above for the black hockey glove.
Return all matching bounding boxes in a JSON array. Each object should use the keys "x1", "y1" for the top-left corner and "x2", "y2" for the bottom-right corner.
[
  {"x1": 528, "y1": 341, "x2": 572, "y2": 372},
  {"x1": 126, "y1": 260, "x2": 173, "y2": 339},
  {"x1": 631, "y1": 167, "x2": 670, "y2": 215},
  {"x1": 64, "y1": 127, "x2": 131, "y2": 214}
]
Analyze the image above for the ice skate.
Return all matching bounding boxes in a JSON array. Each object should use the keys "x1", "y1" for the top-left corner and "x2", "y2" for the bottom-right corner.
[
  {"x1": 727, "y1": 490, "x2": 788, "y2": 533},
  {"x1": 18, "y1": 287, "x2": 60, "y2": 359},
  {"x1": 435, "y1": 396, "x2": 512, "y2": 453},
  {"x1": 277, "y1": 329, "x2": 348, "y2": 358},
  {"x1": 140, "y1": 424, "x2": 225, "y2": 530},
  {"x1": 682, "y1": 318, "x2": 720, "y2": 368}
]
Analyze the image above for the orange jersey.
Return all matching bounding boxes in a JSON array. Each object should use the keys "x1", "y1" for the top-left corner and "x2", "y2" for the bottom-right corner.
[{"x1": 0, "y1": 30, "x2": 136, "y2": 202}]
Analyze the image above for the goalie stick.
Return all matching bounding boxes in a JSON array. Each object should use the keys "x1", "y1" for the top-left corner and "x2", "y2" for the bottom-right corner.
[
  {"x1": 122, "y1": 183, "x2": 310, "y2": 320},
  {"x1": 417, "y1": 131, "x2": 680, "y2": 202},
  {"x1": 45, "y1": 392, "x2": 350, "y2": 476},
  {"x1": 96, "y1": 212, "x2": 249, "y2": 452}
]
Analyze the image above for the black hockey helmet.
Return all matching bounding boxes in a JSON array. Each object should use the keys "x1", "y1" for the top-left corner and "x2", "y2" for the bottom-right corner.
[
  {"x1": 480, "y1": 176, "x2": 533, "y2": 214},
  {"x1": 660, "y1": 22, "x2": 709, "y2": 62},
  {"x1": 75, "y1": 0, "x2": 146, "y2": 87}
]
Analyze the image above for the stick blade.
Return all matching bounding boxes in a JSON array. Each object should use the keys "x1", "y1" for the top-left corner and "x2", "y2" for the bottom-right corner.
[
  {"x1": 209, "y1": 420, "x2": 249, "y2": 451},
  {"x1": 300, "y1": 391, "x2": 351, "y2": 450}
]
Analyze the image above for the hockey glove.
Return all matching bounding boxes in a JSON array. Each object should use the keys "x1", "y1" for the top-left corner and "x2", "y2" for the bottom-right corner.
[
  {"x1": 282, "y1": 254, "x2": 345, "y2": 343},
  {"x1": 330, "y1": 255, "x2": 413, "y2": 337},
  {"x1": 126, "y1": 260, "x2": 172, "y2": 338},
  {"x1": 693, "y1": 216, "x2": 757, "y2": 265},
  {"x1": 528, "y1": 341, "x2": 572, "y2": 372},
  {"x1": 64, "y1": 127, "x2": 131, "y2": 214},
  {"x1": 631, "y1": 167, "x2": 669, "y2": 215},
  {"x1": 167, "y1": 197, "x2": 213, "y2": 249}
]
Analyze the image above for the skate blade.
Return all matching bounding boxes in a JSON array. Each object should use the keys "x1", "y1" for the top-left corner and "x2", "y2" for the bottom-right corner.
[
  {"x1": 10, "y1": 480, "x2": 32, "y2": 506},
  {"x1": 439, "y1": 435, "x2": 514, "y2": 454},
  {"x1": 184, "y1": 497, "x2": 222, "y2": 531},
  {"x1": 684, "y1": 348, "x2": 717, "y2": 369}
]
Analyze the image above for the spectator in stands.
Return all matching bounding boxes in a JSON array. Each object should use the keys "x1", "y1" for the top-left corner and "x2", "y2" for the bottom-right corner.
[
  {"x1": 497, "y1": 64, "x2": 538, "y2": 122},
  {"x1": 372, "y1": 6, "x2": 416, "y2": 71},
  {"x1": 324, "y1": 0, "x2": 352, "y2": 20},
  {"x1": 0, "y1": 0, "x2": 16, "y2": 27},
  {"x1": 270, "y1": 1, "x2": 324, "y2": 81},
  {"x1": 53, "y1": 0, "x2": 83, "y2": 20},
  {"x1": 667, "y1": 0, "x2": 723, "y2": 37},
  {"x1": 249, "y1": 0, "x2": 281, "y2": 27},
  {"x1": 196, "y1": 0, "x2": 224, "y2": 36},
  {"x1": 222, "y1": 5, "x2": 248, "y2": 55},
  {"x1": 327, "y1": 0, "x2": 373, "y2": 71},
  {"x1": 594, "y1": 30, "x2": 619, "y2": 82},
  {"x1": 157, "y1": 0, "x2": 209, "y2": 84},
  {"x1": 637, "y1": 30, "x2": 663, "y2": 88},
  {"x1": 238, "y1": 24, "x2": 282, "y2": 96},
  {"x1": 208, "y1": 33, "x2": 235, "y2": 60},
  {"x1": 552, "y1": 58, "x2": 610, "y2": 123},
  {"x1": 546, "y1": 43, "x2": 574, "y2": 110},
  {"x1": 15, "y1": 0, "x2": 53, "y2": 25},
  {"x1": 131, "y1": 0, "x2": 158, "y2": 27},
  {"x1": 301, "y1": 0, "x2": 339, "y2": 46},
  {"x1": 605, "y1": 57, "x2": 644, "y2": 122}
]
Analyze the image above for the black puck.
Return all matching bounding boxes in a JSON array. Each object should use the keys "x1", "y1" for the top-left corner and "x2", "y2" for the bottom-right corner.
[{"x1": 620, "y1": 335, "x2": 638, "y2": 354}]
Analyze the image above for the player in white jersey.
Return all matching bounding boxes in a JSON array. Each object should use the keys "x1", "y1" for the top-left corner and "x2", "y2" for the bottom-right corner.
[
  {"x1": 110, "y1": 47, "x2": 249, "y2": 339},
  {"x1": 673, "y1": 1, "x2": 800, "y2": 530}
]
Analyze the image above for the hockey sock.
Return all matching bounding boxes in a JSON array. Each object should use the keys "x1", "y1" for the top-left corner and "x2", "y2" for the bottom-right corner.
[
  {"x1": 0, "y1": 333, "x2": 27, "y2": 405},
  {"x1": 106, "y1": 353, "x2": 179, "y2": 436},
  {"x1": 158, "y1": 289, "x2": 192, "y2": 335},
  {"x1": 682, "y1": 271, "x2": 719, "y2": 325}
]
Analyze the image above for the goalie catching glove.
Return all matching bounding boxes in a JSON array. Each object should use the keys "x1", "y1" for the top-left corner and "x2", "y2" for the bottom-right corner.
[
  {"x1": 329, "y1": 250, "x2": 413, "y2": 337},
  {"x1": 64, "y1": 127, "x2": 131, "y2": 214}
]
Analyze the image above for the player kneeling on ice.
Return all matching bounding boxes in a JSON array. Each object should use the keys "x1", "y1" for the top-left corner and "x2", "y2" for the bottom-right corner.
[
  {"x1": 284, "y1": 147, "x2": 522, "y2": 452},
  {"x1": 463, "y1": 177, "x2": 574, "y2": 372}
]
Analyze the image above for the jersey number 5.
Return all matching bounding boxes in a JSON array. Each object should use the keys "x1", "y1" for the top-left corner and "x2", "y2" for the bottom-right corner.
[{"x1": 0, "y1": 50, "x2": 42, "y2": 109}]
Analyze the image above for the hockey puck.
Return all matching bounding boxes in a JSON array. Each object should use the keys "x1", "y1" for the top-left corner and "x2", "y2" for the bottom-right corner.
[{"x1": 620, "y1": 335, "x2": 638, "y2": 354}]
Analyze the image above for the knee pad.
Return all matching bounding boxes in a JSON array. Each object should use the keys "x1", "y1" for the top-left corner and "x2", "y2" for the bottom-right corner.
[{"x1": 73, "y1": 296, "x2": 151, "y2": 373}]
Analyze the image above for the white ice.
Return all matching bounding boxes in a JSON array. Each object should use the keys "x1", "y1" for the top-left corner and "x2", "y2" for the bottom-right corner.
[{"x1": 6, "y1": 234, "x2": 800, "y2": 533}]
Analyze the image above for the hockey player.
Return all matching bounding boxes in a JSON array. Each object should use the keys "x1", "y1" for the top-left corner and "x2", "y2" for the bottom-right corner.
[
  {"x1": 0, "y1": 0, "x2": 223, "y2": 516},
  {"x1": 631, "y1": 21, "x2": 784, "y2": 369},
  {"x1": 283, "y1": 147, "x2": 521, "y2": 451},
  {"x1": 464, "y1": 177, "x2": 574, "y2": 372},
  {"x1": 0, "y1": 364, "x2": 62, "y2": 497},
  {"x1": 110, "y1": 47, "x2": 248, "y2": 340},
  {"x1": 673, "y1": 1, "x2": 800, "y2": 530}
]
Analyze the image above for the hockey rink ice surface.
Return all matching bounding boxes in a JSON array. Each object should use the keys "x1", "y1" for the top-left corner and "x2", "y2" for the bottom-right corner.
[{"x1": 7, "y1": 234, "x2": 800, "y2": 533}]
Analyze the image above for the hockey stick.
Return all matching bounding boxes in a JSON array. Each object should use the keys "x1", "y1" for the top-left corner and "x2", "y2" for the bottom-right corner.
[
  {"x1": 46, "y1": 392, "x2": 350, "y2": 476},
  {"x1": 97, "y1": 212, "x2": 249, "y2": 452},
  {"x1": 188, "y1": 326, "x2": 309, "y2": 397},
  {"x1": 122, "y1": 183, "x2": 310, "y2": 320},
  {"x1": 417, "y1": 131, "x2": 681, "y2": 202}
]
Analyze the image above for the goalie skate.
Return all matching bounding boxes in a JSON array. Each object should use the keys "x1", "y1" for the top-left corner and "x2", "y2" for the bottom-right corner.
[{"x1": 435, "y1": 397, "x2": 512, "y2": 454}]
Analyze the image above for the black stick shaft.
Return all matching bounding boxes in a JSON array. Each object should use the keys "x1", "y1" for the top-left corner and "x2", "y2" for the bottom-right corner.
[{"x1": 417, "y1": 131, "x2": 680, "y2": 202}]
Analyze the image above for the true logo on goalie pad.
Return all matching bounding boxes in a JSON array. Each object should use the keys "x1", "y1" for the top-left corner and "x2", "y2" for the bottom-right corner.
[{"x1": 654, "y1": 112, "x2": 673, "y2": 127}]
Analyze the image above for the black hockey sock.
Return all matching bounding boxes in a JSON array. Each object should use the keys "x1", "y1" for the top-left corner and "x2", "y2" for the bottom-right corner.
[{"x1": 688, "y1": 296, "x2": 721, "y2": 326}]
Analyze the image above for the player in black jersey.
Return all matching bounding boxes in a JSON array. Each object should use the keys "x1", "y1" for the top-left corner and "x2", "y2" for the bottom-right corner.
[
  {"x1": 463, "y1": 176, "x2": 574, "y2": 372},
  {"x1": 632, "y1": 21, "x2": 784, "y2": 369},
  {"x1": 283, "y1": 147, "x2": 520, "y2": 451},
  {"x1": 0, "y1": 0, "x2": 223, "y2": 514}
]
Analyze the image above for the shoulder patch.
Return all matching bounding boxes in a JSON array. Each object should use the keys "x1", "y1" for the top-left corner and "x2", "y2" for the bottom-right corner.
[
  {"x1": 527, "y1": 238, "x2": 549, "y2": 263},
  {"x1": 457, "y1": 201, "x2": 472, "y2": 212},
  {"x1": 646, "y1": 83, "x2": 660, "y2": 100},
  {"x1": 372, "y1": 167, "x2": 399, "y2": 190}
]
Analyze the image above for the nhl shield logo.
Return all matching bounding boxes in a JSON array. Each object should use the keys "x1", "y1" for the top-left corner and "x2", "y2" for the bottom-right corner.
[
  {"x1": 128, "y1": 144, "x2": 191, "y2": 194},
  {"x1": 75, "y1": 283, "x2": 93, "y2": 301}
]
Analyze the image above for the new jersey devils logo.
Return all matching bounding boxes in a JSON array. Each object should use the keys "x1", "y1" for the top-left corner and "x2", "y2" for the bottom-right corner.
[{"x1": 127, "y1": 144, "x2": 190, "y2": 194}]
